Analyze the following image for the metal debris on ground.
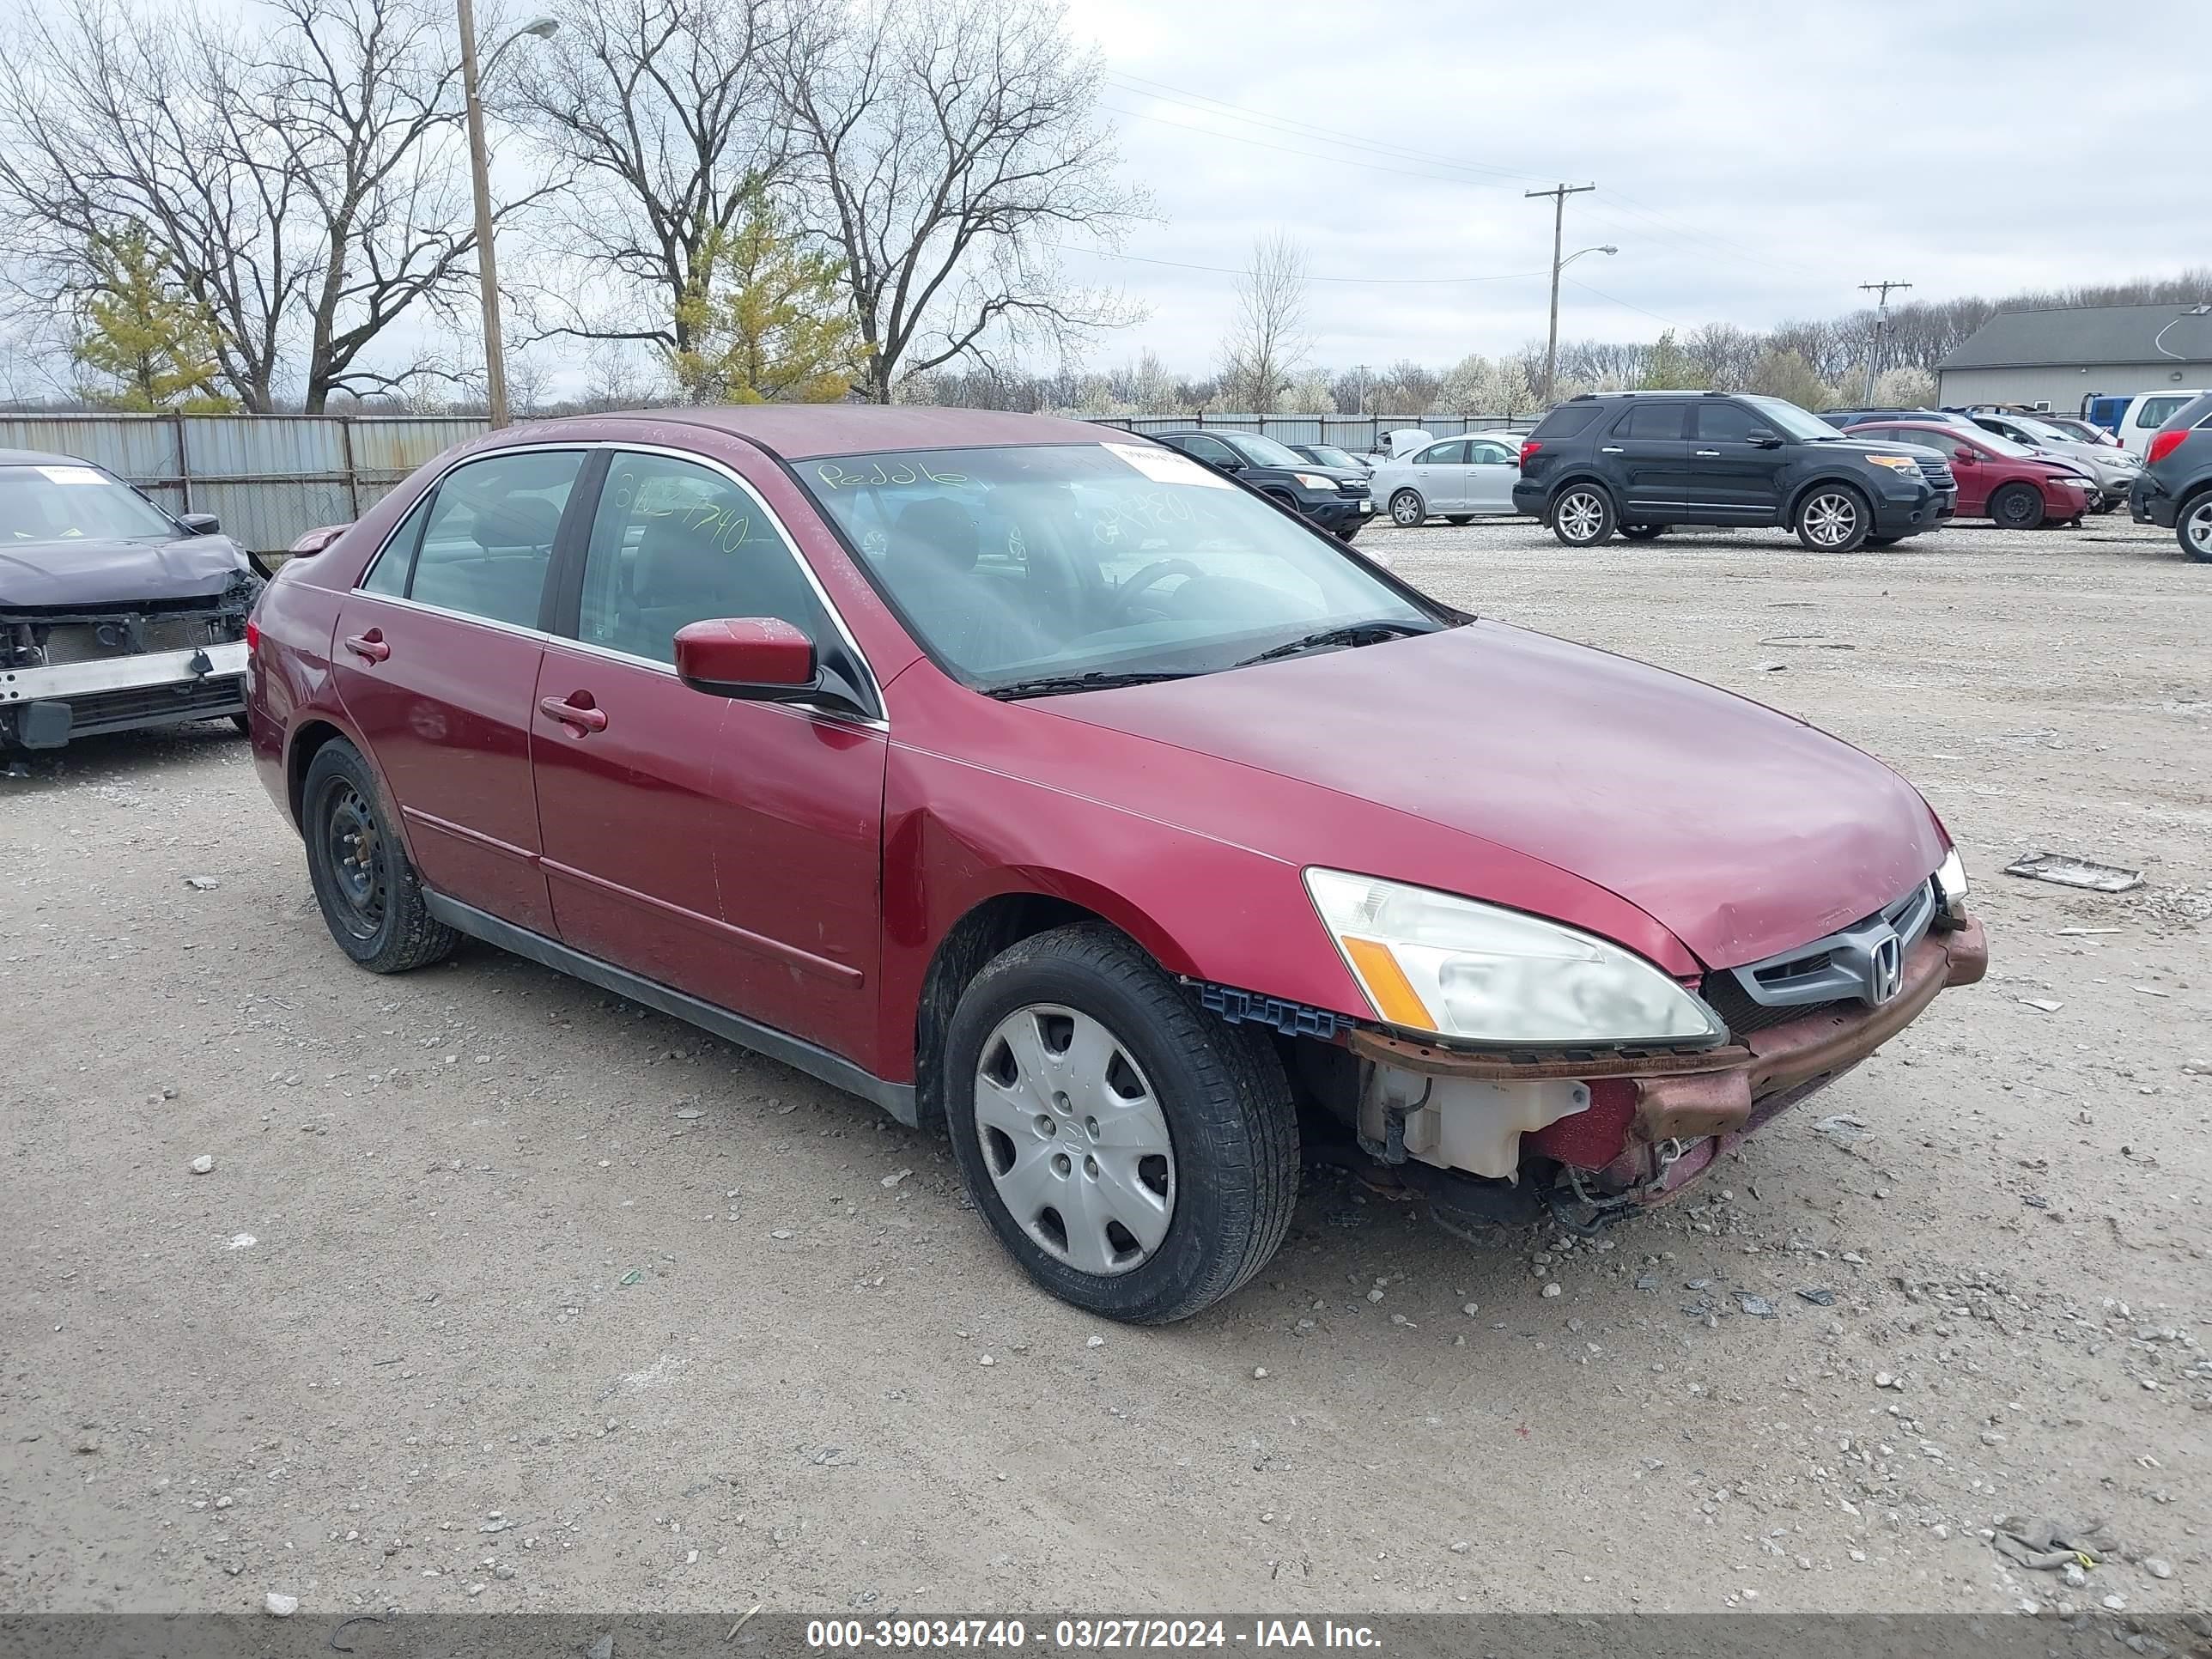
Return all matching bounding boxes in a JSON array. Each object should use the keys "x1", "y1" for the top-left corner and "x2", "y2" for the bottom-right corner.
[
  {"x1": 1795, "y1": 1287, "x2": 1836, "y2": 1306},
  {"x1": 2002, "y1": 853, "x2": 2143, "y2": 893},
  {"x1": 1735, "y1": 1293, "x2": 1775, "y2": 1317},
  {"x1": 617, "y1": 1269, "x2": 644, "y2": 1287}
]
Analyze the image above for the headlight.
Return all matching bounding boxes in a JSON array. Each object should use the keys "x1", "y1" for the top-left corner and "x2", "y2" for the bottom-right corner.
[
  {"x1": 2056, "y1": 475, "x2": 2092, "y2": 488},
  {"x1": 1867, "y1": 453, "x2": 1923, "y2": 474},
  {"x1": 1304, "y1": 867, "x2": 1726, "y2": 1047},
  {"x1": 1291, "y1": 472, "x2": 1338, "y2": 492},
  {"x1": 1933, "y1": 845, "x2": 1969, "y2": 922}
]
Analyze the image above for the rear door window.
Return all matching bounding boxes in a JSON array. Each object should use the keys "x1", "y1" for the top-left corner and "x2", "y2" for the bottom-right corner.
[
  {"x1": 1414, "y1": 441, "x2": 1468, "y2": 465},
  {"x1": 1176, "y1": 434, "x2": 1239, "y2": 466},
  {"x1": 360, "y1": 491, "x2": 434, "y2": 596},
  {"x1": 1615, "y1": 402, "x2": 1685, "y2": 440},
  {"x1": 2135, "y1": 395, "x2": 2192, "y2": 429},
  {"x1": 407, "y1": 450, "x2": 585, "y2": 629}
]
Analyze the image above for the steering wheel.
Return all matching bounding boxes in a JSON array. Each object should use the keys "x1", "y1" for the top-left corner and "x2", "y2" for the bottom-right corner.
[{"x1": 1106, "y1": 558, "x2": 1201, "y2": 626}]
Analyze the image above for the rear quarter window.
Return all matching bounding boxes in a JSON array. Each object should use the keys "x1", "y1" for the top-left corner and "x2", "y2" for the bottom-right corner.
[{"x1": 1528, "y1": 404, "x2": 1605, "y2": 440}]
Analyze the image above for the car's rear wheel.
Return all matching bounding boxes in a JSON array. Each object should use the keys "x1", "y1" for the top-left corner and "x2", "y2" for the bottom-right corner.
[
  {"x1": 944, "y1": 923, "x2": 1298, "y2": 1324},
  {"x1": 301, "y1": 738, "x2": 457, "y2": 974},
  {"x1": 1551, "y1": 484, "x2": 1616, "y2": 547},
  {"x1": 1389, "y1": 489, "x2": 1425, "y2": 526},
  {"x1": 1865, "y1": 534, "x2": 1905, "y2": 548},
  {"x1": 1794, "y1": 484, "x2": 1871, "y2": 552},
  {"x1": 1620, "y1": 523, "x2": 1665, "y2": 542},
  {"x1": 1988, "y1": 483, "x2": 2044, "y2": 530},
  {"x1": 2181, "y1": 492, "x2": 2212, "y2": 562}
]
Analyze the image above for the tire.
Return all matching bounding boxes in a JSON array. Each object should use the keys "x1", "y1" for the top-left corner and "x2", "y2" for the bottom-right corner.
[
  {"x1": 2181, "y1": 492, "x2": 2212, "y2": 562},
  {"x1": 943, "y1": 922, "x2": 1299, "y2": 1324},
  {"x1": 1336, "y1": 524, "x2": 1360, "y2": 544},
  {"x1": 1444, "y1": 514, "x2": 1474, "y2": 526},
  {"x1": 1550, "y1": 483, "x2": 1616, "y2": 547},
  {"x1": 230, "y1": 713, "x2": 252, "y2": 734},
  {"x1": 1793, "y1": 483, "x2": 1872, "y2": 552},
  {"x1": 301, "y1": 738, "x2": 458, "y2": 974},
  {"x1": 1864, "y1": 535, "x2": 1905, "y2": 548},
  {"x1": 1619, "y1": 524, "x2": 1666, "y2": 542},
  {"x1": 1389, "y1": 489, "x2": 1425, "y2": 527},
  {"x1": 1987, "y1": 483, "x2": 2044, "y2": 531}
]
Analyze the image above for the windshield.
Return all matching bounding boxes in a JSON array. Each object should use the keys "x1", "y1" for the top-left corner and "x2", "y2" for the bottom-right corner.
[
  {"x1": 1971, "y1": 430, "x2": 2038, "y2": 459},
  {"x1": 2007, "y1": 416, "x2": 2075, "y2": 447},
  {"x1": 1741, "y1": 397, "x2": 1842, "y2": 441},
  {"x1": 1302, "y1": 445, "x2": 1361, "y2": 469},
  {"x1": 0, "y1": 464, "x2": 179, "y2": 543},
  {"x1": 1224, "y1": 433, "x2": 1307, "y2": 468},
  {"x1": 802, "y1": 443, "x2": 1439, "y2": 691}
]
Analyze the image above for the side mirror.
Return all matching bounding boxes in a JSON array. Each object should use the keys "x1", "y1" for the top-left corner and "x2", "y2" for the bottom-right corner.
[
  {"x1": 1214, "y1": 457, "x2": 1243, "y2": 472},
  {"x1": 289, "y1": 523, "x2": 348, "y2": 556},
  {"x1": 1746, "y1": 429, "x2": 1784, "y2": 449},
  {"x1": 675, "y1": 617, "x2": 817, "y2": 697},
  {"x1": 1951, "y1": 450, "x2": 1977, "y2": 465},
  {"x1": 178, "y1": 512, "x2": 222, "y2": 536}
]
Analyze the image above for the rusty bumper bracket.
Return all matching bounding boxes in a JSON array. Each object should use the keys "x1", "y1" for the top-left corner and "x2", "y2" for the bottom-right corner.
[{"x1": 1344, "y1": 918, "x2": 1989, "y2": 1144}]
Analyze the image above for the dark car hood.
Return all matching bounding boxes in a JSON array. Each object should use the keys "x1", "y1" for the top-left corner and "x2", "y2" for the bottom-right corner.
[
  {"x1": 1046, "y1": 621, "x2": 1945, "y2": 970},
  {"x1": 0, "y1": 534, "x2": 251, "y2": 609}
]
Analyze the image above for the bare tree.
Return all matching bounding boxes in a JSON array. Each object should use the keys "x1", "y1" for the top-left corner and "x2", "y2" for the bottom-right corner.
[
  {"x1": 777, "y1": 0, "x2": 1146, "y2": 403},
  {"x1": 1217, "y1": 232, "x2": 1310, "y2": 413},
  {"x1": 507, "y1": 0, "x2": 786, "y2": 358},
  {"x1": 0, "y1": 0, "x2": 522, "y2": 411}
]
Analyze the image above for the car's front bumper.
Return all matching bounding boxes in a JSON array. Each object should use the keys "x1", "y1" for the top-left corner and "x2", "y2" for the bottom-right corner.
[
  {"x1": 1304, "y1": 495, "x2": 1374, "y2": 532},
  {"x1": 2132, "y1": 476, "x2": 2178, "y2": 526},
  {"x1": 1345, "y1": 915, "x2": 1988, "y2": 1203},
  {"x1": 0, "y1": 641, "x2": 248, "y2": 748},
  {"x1": 1870, "y1": 484, "x2": 1954, "y2": 536}
]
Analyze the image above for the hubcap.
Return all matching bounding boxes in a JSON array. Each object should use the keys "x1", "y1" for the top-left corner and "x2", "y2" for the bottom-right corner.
[
  {"x1": 323, "y1": 781, "x2": 386, "y2": 939},
  {"x1": 2188, "y1": 501, "x2": 2212, "y2": 555},
  {"x1": 1392, "y1": 493, "x2": 1422, "y2": 526},
  {"x1": 1803, "y1": 493, "x2": 1857, "y2": 546},
  {"x1": 1557, "y1": 491, "x2": 1603, "y2": 542},
  {"x1": 973, "y1": 1004, "x2": 1175, "y2": 1278}
]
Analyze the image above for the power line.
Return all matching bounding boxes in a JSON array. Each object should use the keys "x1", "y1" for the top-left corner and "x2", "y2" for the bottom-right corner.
[
  {"x1": 1097, "y1": 103, "x2": 1515, "y2": 190},
  {"x1": 1073, "y1": 246, "x2": 1550, "y2": 287},
  {"x1": 1564, "y1": 276, "x2": 1682, "y2": 328}
]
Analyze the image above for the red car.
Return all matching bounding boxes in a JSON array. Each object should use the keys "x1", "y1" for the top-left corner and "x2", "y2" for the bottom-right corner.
[
  {"x1": 246, "y1": 410, "x2": 1987, "y2": 1322},
  {"x1": 1848, "y1": 420, "x2": 2099, "y2": 529}
]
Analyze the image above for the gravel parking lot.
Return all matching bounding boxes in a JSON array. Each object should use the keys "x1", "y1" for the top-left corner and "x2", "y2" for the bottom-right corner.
[{"x1": 4, "y1": 514, "x2": 2206, "y2": 1619}]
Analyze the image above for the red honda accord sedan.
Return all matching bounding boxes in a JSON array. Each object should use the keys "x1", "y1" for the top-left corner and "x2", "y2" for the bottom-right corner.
[{"x1": 246, "y1": 408, "x2": 1987, "y2": 1322}]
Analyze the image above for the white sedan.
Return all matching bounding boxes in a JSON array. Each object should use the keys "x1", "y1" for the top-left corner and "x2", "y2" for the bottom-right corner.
[{"x1": 1371, "y1": 434, "x2": 1522, "y2": 526}]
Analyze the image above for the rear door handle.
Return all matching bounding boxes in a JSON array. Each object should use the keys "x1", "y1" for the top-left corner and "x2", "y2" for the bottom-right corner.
[
  {"x1": 1695, "y1": 449, "x2": 1721, "y2": 457},
  {"x1": 343, "y1": 629, "x2": 389, "y2": 663},
  {"x1": 1599, "y1": 445, "x2": 1625, "y2": 453},
  {"x1": 538, "y1": 695, "x2": 608, "y2": 733}
]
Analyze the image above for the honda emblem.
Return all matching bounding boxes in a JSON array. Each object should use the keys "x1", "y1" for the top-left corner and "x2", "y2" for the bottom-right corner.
[{"x1": 1869, "y1": 933, "x2": 1904, "y2": 1005}]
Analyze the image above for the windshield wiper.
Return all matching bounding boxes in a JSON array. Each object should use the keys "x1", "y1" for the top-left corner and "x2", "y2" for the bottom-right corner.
[
  {"x1": 986, "y1": 669, "x2": 1199, "y2": 701},
  {"x1": 1234, "y1": 621, "x2": 1431, "y2": 668}
]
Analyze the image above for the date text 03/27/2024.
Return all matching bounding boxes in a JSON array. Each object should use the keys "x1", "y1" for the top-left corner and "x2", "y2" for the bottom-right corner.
[{"x1": 804, "y1": 1619, "x2": 1383, "y2": 1650}]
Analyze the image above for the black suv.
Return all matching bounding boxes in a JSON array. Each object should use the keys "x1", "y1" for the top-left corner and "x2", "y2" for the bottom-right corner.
[
  {"x1": 1512, "y1": 392, "x2": 1957, "y2": 551},
  {"x1": 1151, "y1": 430, "x2": 1375, "y2": 539},
  {"x1": 2127, "y1": 391, "x2": 2212, "y2": 561}
]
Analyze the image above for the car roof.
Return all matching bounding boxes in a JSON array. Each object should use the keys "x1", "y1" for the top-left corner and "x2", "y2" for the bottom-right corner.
[
  {"x1": 574, "y1": 405, "x2": 1127, "y2": 461},
  {"x1": 0, "y1": 448, "x2": 100, "y2": 467}
]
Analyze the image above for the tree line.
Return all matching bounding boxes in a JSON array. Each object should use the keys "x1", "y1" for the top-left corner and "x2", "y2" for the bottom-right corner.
[{"x1": 0, "y1": 0, "x2": 1142, "y2": 412}]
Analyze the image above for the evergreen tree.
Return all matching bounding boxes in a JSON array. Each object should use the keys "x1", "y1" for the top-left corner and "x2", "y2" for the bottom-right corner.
[
  {"x1": 69, "y1": 226, "x2": 234, "y2": 412},
  {"x1": 669, "y1": 191, "x2": 861, "y2": 404}
]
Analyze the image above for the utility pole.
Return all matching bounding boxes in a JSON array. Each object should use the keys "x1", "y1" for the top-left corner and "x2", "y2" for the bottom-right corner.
[
  {"x1": 1528, "y1": 182, "x2": 1595, "y2": 404},
  {"x1": 1858, "y1": 279, "x2": 1912, "y2": 403}
]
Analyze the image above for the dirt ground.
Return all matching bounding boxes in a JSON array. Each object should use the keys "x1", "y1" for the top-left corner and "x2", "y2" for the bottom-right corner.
[{"x1": 4, "y1": 514, "x2": 2206, "y2": 1620}]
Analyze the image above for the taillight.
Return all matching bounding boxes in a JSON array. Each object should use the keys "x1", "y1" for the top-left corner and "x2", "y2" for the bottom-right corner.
[
  {"x1": 2147, "y1": 429, "x2": 2189, "y2": 465},
  {"x1": 1519, "y1": 440, "x2": 1541, "y2": 466},
  {"x1": 245, "y1": 617, "x2": 261, "y2": 653}
]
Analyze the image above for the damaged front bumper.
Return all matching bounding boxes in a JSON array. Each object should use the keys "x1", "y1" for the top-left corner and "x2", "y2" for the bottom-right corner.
[
  {"x1": 1, "y1": 574, "x2": 258, "y2": 749},
  {"x1": 1342, "y1": 917, "x2": 1990, "y2": 1217}
]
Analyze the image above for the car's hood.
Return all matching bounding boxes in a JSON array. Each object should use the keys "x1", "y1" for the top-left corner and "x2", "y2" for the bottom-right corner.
[
  {"x1": 1047, "y1": 622, "x2": 1945, "y2": 969},
  {"x1": 0, "y1": 534, "x2": 250, "y2": 609}
]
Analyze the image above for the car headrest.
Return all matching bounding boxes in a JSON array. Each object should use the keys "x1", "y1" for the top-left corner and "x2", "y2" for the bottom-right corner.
[
  {"x1": 634, "y1": 511, "x2": 736, "y2": 606},
  {"x1": 470, "y1": 495, "x2": 560, "y2": 551},
  {"x1": 889, "y1": 498, "x2": 979, "y2": 580}
]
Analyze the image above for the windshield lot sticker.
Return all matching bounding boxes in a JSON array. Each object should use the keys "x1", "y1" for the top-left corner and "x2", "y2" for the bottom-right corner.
[
  {"x1": 813, "y1": 459, "x2": 969, "y2": 491},
  {"x1": 36, "y1": 466, "x2": 106, "y2": 485},
  {"x1": 1103, "y1": 442, "x2": 1231, "y2": 488}
]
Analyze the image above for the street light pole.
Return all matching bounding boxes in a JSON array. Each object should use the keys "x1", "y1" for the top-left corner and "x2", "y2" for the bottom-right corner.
[
  {"x1": 1527, "y1": 182, "x2": 1595, "y2": 404},
  {"x1": 457, "y1": 11, "x2": 556, "y2": 428}
]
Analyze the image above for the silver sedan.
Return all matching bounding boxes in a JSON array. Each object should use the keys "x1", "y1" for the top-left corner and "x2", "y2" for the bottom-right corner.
[{"x1": 1370, "y1": 434, "x2": 1523, "y2": 526}]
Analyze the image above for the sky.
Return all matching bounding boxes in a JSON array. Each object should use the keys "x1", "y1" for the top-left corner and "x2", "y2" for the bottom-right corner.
[{"x1": 1048, "y1": 0, "x2": 2212, "y2": 374}]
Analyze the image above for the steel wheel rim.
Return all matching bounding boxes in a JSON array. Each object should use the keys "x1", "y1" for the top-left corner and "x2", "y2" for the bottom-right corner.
[
  {"x1": 1803, "y1": 493, "x2": 1857, "y2": 546},
  {"x1": 973, "y1": 1003, "x2": 1175, "y2": 1278},
  {"x1": 1996, "y1": 491, "x2": 2036, "y2": 528},
  {"x1": 322, "y1": 781, "x2": 386, "y2": 940},
  {"x1": 1558, "y1": 491, "x2": 1603, "y2": 542},
  {"x1": 1391, "y1": 492, "x2": 1422, "y2": 526},
  {"x1": 2187, "y1": 501, "x2": 2212, "y2": 553}
]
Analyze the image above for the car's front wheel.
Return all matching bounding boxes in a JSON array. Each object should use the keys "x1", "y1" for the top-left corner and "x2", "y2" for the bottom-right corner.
[
  {"x1": 1988, "y1": 483, "x2": 2044, "y2": 531},
  {"x1": 944, "y1": 923, "x2": 1298, "y2": 1324},
  {"x1": 1389, "y1": 489, "x2": 1425, "y2": 526},
  {"x1": 2181, "y1": 492, "x2": 2212, "y2": 562},
  {"x1": 1551, "y1": 484, "x2": 1616, "y2": 547},
  {"x1": 1794, "y1": 484, "x2": 1872, "y2": 552},
  {"x1": 301, "y1": 738, "x2": 457, "y2": 974}
]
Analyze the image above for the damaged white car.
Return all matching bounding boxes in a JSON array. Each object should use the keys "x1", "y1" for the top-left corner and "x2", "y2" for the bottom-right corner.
[{"x1": 1, "y1": 450, "x2": 262, "y2": 751}]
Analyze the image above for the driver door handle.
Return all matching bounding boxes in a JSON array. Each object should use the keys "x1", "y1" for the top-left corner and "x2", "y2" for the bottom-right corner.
[
  {"x1": 343, "y1": 629, "x2": 389, "y2": 663},
  {"x1": 1599, "y1": 445, "x2": 1624, "y2": 453},
  {"x1": 1695, "y1": 448, "x2": 1721, "y2": 457},
  {"x1": 538, "y1": 695, "x2": 608, "y2": 733}
]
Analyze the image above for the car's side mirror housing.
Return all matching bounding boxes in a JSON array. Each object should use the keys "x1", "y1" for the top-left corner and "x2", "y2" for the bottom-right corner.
[
  {"x1": 1746, "y1": 429, "x2": 1783, "y2": 449},
  {"x1": 674, "y1": 617, "x2": 872, "y2": 719},
  {"x1": 178, "y1": 512, "x2": 222, "y2": 536}
]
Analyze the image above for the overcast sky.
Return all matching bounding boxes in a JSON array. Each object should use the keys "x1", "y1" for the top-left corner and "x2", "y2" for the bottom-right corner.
[{"x1": 1054, "y1": 0, "x2": 2212, "y2": 373}]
